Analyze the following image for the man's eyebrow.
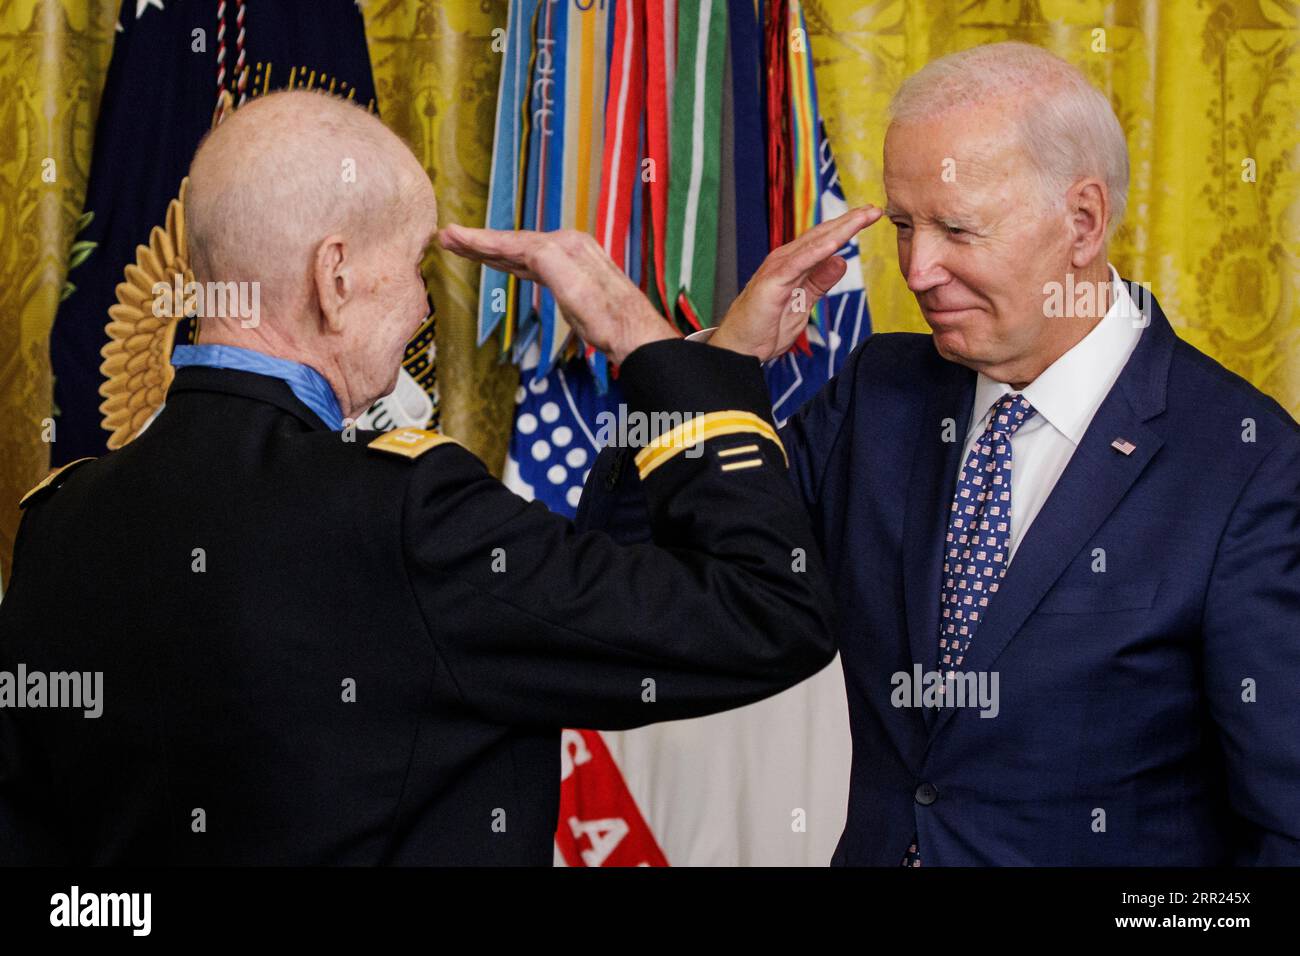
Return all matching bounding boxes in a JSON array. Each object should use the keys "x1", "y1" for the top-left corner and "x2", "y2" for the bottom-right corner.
[
  {"x1": 940, "y1": 204, "x2": 987, "y2": 225},
  {"x1": 882, "y1": 206, "x2": 984, "y2": 228}
]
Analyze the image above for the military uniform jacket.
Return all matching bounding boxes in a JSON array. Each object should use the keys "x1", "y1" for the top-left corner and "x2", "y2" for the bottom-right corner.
[{"x1": 0, "y1": 339, "x2": 835, "y2": 865}]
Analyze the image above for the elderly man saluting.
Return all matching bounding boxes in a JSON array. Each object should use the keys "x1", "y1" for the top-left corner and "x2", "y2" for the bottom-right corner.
[
  {"x1": 0, "y1": 89, "x2": 867, "y2": 865},
  {"x1": 581, "y1": 41, "x2": 1300, "y2": 865}
]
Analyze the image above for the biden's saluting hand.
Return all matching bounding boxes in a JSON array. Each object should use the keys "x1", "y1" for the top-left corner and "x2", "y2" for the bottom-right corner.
[{"x1": 711, "y1": 204, "x2": 882, "y2": 362}]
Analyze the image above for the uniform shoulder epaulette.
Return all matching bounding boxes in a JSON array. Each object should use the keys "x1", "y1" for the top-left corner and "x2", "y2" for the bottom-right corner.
[
  {"x1": 367, "y1": 428, "x2": 460, "y2": 460},
  {"x1": 19, "y1": 457, "x2": 97, "y2": 509}
]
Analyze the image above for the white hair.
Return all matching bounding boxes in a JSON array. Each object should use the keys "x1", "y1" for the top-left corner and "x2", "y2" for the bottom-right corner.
[{"x1": 889, "y1": 41, "x2": 1129, "y2": 240}]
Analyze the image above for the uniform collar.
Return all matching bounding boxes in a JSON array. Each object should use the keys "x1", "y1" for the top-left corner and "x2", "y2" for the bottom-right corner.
[
  {"x1": 167, "y1": 365, "x2": 335, "y2": 433},
  {"x1": 170, "y1": 344, "x2": 344, "y2": 431},
  {"x1": 968, "y1": 264, "x2": 1144, "y2": 445}
]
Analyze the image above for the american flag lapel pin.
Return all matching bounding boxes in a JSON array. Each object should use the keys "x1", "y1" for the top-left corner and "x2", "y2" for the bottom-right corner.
[{"x1": 1111, "y1": 437, "x2": 1137, "y2": 456}]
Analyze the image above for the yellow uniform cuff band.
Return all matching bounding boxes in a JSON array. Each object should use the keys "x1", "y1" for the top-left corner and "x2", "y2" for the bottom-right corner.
[{"x1": 633, "y1": 410, "x2": 786, "y2": 480}]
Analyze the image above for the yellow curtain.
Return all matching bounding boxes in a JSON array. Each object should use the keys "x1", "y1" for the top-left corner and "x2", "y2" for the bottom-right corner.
[
  {"x1": 2, "y1": 0, "x2": 1297, "y2": 582},
  {"x1": 362, "y1": 0, "x2": 517, "y2": 471},
  {"x1": 809, "y1": 0, "x2": 1300, "y2": 414},
  {"x1": 0, "y1": 0, "x2": 117, "y2": 584}
]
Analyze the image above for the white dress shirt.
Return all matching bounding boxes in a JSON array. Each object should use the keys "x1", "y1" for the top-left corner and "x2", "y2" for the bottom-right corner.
[
  {"x1": 691, "y1": 263, "x2": 1145, "y2": 564},
  {"x1": 960, "y1": 264, "x2": 1143, "y2": 562}
]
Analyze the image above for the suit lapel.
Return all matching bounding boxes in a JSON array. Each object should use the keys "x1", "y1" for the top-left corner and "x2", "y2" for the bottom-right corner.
[
  {"x1": 902, "y1": 352, "x2": 976, "y2": 681},
  {"x1": 926, "y1": 282, "x2": 1176, "y2": 741}
]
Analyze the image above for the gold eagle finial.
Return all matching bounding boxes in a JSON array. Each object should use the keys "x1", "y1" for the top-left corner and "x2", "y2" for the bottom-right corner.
[{"x1": 96, "y1": 178, "x2": 194, "y2": 450}]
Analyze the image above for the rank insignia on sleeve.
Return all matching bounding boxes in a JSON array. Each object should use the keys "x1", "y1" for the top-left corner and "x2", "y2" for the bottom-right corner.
[
  {"x1": 367, "y1": 428, "x2": 459, "y2": 460},
  {"x1": 633, "y1": 411, "x2": 785, "y2": 480}
]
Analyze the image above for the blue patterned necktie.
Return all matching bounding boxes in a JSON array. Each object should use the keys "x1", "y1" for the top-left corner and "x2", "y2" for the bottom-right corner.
[{"x1": 902, "y1": 391, "x2": 1037, "y2": 867}]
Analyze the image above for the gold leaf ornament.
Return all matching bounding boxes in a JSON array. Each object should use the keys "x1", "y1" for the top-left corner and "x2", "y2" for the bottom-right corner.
[{"x1": 97, "y1": 177, "x2": 196, "y2": 450}]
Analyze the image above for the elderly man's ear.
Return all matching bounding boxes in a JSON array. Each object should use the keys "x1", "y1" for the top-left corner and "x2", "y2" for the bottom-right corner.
[
  {"x1": 1066, "y1": 179, "x2": 1109, "y2": 269},
  {"x1": 313, "y1": 235, "x2": 351, "y2": 335}
]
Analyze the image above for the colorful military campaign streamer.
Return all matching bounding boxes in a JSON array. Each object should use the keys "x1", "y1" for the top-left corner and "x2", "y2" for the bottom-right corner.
[
  {"x1": 663, "y1": 0, "x2": 729, "y2": 331},
  {"x1": 478, "y1": 0, "x2": 539, "y2": 346}
]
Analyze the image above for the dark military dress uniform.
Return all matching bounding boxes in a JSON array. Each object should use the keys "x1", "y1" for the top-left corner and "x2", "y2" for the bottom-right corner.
[{"x1": 0, "y1": 338, "x2": 835, "y2": 865}]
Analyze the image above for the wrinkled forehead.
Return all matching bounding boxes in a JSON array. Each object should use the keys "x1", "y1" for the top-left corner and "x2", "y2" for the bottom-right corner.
[
  {"x1": 883, "y1": 111, "x2": 1031, "y2": 212},
  {"x1": 412, "y1": 180, "x2": 440, "y2": 246},
  {"x1": 387, "y1": 153, "x2": 438, "y2": 241}
]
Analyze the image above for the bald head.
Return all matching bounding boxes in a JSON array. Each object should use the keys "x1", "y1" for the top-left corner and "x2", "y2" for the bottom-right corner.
[
  {"x1": 188, "y1": 90, "x2": 435, "y2": 311},
  {"x1": 185, "y1": 90, "x2": 439, "y2": 419}
]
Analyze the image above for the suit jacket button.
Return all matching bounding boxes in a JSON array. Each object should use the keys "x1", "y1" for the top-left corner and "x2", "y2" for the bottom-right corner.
[{"x1": 915, "y1": 782, "x2": 938, "y2": 806}]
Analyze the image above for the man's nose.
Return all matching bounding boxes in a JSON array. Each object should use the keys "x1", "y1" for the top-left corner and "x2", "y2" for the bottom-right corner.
[{"x1": 903, "y1": 230, "x2": 949, "y2": 293}]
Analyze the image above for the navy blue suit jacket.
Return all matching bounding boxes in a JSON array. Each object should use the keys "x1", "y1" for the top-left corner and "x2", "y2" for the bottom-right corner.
[{"x1": 577, "y1": 285, "x2": 1300, "y2": 865}]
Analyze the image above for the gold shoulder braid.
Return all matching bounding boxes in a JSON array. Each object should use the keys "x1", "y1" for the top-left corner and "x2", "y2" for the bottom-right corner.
[
  {"x1": 19, "y1": 458, "x2": 96, "y2": 509},
  {"x1": 368, "y1": 429, "x2": 460, "y2": 460}
]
